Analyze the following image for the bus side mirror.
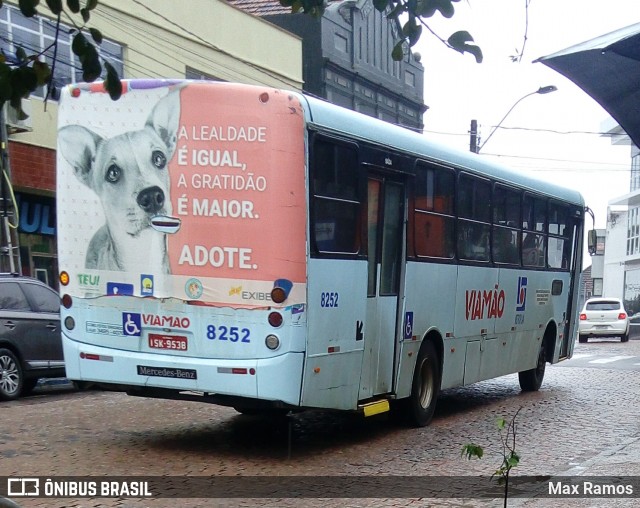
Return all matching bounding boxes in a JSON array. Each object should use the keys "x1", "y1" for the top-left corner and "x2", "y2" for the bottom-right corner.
[{"x1": 587, "y1": 229, "x2": 598, "y2": 256}]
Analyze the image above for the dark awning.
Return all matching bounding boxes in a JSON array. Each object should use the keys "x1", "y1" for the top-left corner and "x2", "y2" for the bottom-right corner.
[{"x1": 536, "y1": 23, "x2": 640, "y2": 148}]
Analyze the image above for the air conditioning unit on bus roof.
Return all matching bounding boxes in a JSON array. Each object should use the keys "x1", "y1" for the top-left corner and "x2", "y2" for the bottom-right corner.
[{"x1": 3, "y1": 99, "x2": 33, "y2": 134}]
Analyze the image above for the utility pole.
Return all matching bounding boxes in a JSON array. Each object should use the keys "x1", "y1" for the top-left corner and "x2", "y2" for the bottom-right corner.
[{"x1": 469, "y1": 119, "x2": 479, "y2": 153}]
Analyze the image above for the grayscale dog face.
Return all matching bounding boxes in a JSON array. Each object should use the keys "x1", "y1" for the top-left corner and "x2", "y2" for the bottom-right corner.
[{"x1": 58, "y1": 89, "x2": 181, "y2": 237}]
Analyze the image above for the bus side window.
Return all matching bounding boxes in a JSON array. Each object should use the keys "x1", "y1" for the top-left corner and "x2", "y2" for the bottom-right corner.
[
  {"x1": 492, "y1": 185, "x2": 521, "y2": 265},
  {"x1": 523, "y1": 195, "x2": 547, "y2": 267},
  {"x1": 457, "y1": 174, "x2": 491, "y2": 262},
  {"x1": 548, "y1": 201, "x2": 570, "y2": 270},
  {"x1": 414, "y1": 164, "x2": 455, "y2": 259},
  {"x1": 311, "y1": 139, "x2": 361, "y2": 255}
]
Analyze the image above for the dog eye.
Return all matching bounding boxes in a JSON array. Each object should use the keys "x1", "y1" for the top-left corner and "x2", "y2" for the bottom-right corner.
[
  {"x1": 152, "y1": 150, "x2": 166, "y2": 169},
  {"x1": 105, "y1": 164, "x2": 121, "y2": 183}
]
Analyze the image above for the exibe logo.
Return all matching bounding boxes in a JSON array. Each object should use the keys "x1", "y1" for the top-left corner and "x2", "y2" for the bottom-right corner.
[{"x1": 516, "y1": 276, "x2": 528, "y2": 312}]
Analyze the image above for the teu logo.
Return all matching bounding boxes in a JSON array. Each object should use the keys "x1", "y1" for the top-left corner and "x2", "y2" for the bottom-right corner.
[{"x1": 77, "y1": 274, "x2": 99, "y2": 286}]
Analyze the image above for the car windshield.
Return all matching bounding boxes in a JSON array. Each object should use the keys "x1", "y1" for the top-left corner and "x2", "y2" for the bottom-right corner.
[{"x1": 586, "y1": 301, "x2": 621, "y2": 311}]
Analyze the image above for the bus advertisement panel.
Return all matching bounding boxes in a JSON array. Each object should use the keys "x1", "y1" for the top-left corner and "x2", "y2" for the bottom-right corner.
[{"x1": 57, "y1": 81, "x2": 307, "y2": 308}]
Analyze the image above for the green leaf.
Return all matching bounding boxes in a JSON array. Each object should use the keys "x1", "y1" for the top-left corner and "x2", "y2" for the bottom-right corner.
[
  {"x1": 448, "y1": 30, "x2": 483, "y2": 63},
  {"x1": 496, "y1": 418, "x2": 507, "y2": 430},
  {"x1": 387, "y1": 2, "x2": 406, "y2": 20},
  {"x1": 80, "y1": 7, "x2": 90, "y2": 23},
  {"x1": 15, "y1": 47, "x2": 28, "y2": 63},
  {"x1": 19, "y1": 0, "x2": 39, "y2": 17},
  {"x1": 461, "y1": 444, "x2": 484, "y2": 460},
  {"x1": 104, "y1": 61, "x2": 122, "y2": 100},
  {"x1": 408, "y1": 23, "x2": 422, "y2": 47},
  {"x1": 32, "y1": 60, "x2": 51, "y2": 85},
  {"x1": 66, "y1": 0, "x2": 80, "y2": 13},
  {"x1": 86, "y1": 0, "x2": 98, "y2": 9},
  {"x1": 45, "y1": 0, "x2": 62, "y2": 14},
  {"x1": 81, "y1": 45, "x2": 101, "y2": 81},
  {"x1": 89, "y1": 27, "x2": 103, "y2": 44},
  {"x1": 16, "y1": 66, "x2": 39, "y2": 93},
  {"x1": 72, "y1": 32, "x2": 88, "y2": 56},
  {"x1": 416, "y1": 0, "x2": 437, "y2": 17},
  {"x1": 373, "y1": 0, "x2": 389, "y2": 12},
  {"x1": 402, "y1": 17, "x2": 422, "y2": 46},
  {"x1": 434, "y1": 0, "x2": 455, "y2": 19},
  {"x1": 0, "y1": 64, "x2": 13, "y2": 102},
  {"x1": 391, "y1": 41, "x2": 405, "y2": 61}
]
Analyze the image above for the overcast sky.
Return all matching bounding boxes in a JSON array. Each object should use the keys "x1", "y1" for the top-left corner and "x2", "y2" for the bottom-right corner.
[{"x1": 415, "y1": 0, "x2": 638, "y2": 239}]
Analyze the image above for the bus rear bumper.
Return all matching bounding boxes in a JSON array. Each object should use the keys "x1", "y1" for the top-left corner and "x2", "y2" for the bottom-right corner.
[{"x1": 62, "y1": 338, "x2": 304, "y2": 406}]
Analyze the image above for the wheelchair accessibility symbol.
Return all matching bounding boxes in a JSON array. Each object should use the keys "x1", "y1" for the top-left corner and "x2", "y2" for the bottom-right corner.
[
  {"x1": 404, "y1": 311, "x2": 414, "y2": 340},
  {"x1": 123, "y1": 313, "x2": 141, "y2": 336}
]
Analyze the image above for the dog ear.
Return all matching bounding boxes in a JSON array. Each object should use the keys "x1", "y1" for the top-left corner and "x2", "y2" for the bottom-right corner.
[
  {"x1": 146, "y1": 88, "x2": 181, "y2": 160},
  {"x1": 58, "y1": 125, "x2": 102, "y2": 188}
]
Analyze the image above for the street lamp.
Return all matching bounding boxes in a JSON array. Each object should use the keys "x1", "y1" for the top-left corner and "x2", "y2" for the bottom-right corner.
[{"x1": 471, "y1": 85, "x2": 557, "y2": 153}]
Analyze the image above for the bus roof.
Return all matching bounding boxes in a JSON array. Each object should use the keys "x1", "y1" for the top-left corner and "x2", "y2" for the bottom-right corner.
[{"x1": 299, "y1": 93, "x2": 584, "y2": 207}]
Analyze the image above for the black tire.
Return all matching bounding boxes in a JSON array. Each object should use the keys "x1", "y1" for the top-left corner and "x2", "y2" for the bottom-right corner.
[
  {"x1": 519, "y1": 340, "x2": 546, "y2": 392},
  {"x1": 21, "y1": 377, "x2": 39, "y2": 396},
  {"x1": 578, "y1": 334, "x2": 588, "y2": 343},
  {"x1": 0, "y1": 348, "x2": 23, "y2": 401},
  {"x1": 621, "y1": 332, "x2": 630, "y2": 343},
  {"x1": 406, "y1": 341, "x2": 441, "y2": 427}
]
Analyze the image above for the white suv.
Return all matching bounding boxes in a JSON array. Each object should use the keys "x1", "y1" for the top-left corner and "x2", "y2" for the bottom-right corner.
[{"x1": 578, "y1": 297, "x2": 630, "y2": 343}]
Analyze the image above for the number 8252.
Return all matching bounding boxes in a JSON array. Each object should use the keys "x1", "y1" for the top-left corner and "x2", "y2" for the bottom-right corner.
[{"x1": 206, "y1": 325, "x2": 250, "y2": 343}]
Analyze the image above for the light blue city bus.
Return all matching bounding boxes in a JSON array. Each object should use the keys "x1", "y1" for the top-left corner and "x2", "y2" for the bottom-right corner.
[{"x1": 57, "y1": 80, "x2": 585, "y2": 426}]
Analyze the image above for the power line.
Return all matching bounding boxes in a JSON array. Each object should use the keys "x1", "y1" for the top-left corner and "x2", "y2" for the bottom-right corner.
[{"x1": 480, "y1": 152, "x2": 630, "y2": 168}]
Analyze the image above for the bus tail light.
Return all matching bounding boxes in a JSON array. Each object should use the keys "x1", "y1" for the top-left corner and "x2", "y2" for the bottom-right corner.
[
  {"x1": 579, "y1": 313, "x2": 587, "y2": 320},
  {"x1": 265, "y1": 334, "x2": 280, "y2": 350},
  {"x1": 59, "y1": 271, "x2": 70, "y2": 286},
  {"x1": 268, "y1": 312, "x2": 283, "y2": 328},
  {"x1": 64, "y1": 316, "x2": 75, "y2": 331},
  {"x1": 62, "y1": 294, "x2": 73, "y2": 309},
  {"x1": 271, "y1": 278, "x2": 292, "y2": 304}
]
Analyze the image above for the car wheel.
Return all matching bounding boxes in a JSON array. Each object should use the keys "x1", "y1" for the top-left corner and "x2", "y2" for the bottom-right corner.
[
  {"x1": 578, "y1": 334, "x2": 588, "y2": 343},
  {"x1": 406, "y1": 341, "x2": 441, "y2": 427},
  {"x1": 0, "y1": 348, "x2": 23, "y2": 401},
  {"x1": 621, "y1": 332, "x2": 630, "y2": 343},
  {"x1": 519, "y1": 340, "x2": 546, "y2": 392}
]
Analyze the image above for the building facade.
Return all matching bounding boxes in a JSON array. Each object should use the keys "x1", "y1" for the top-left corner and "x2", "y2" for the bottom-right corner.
[
  {"x1": 0, "y1": 0, "x2": 302, "y2": 288},
  {"x1": 229, "y1": 0, "x2": 426, "y2": 130},
  {"x1": 602, "y1": 123, "x2": 640, "y2": 312}
]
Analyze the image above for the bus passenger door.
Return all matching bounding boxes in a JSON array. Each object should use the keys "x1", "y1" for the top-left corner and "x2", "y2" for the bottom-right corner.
[{"x1": 360, "y1": 176, "x2": 405, "y2": 399}]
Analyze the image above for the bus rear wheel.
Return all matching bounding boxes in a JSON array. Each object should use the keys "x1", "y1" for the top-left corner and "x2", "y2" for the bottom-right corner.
[
  {"x1": 519, "y1": 340, "x2": 546, "y2": 392},
  {"x1": 407, "y1": 341, "x2": 440, "y2": 427}
]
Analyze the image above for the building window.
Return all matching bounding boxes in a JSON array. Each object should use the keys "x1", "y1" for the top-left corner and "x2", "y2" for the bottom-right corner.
[
  {"x1": 628, "y1": 207, "x2": 640, "y2": 256},
  {"x1": 185, "y1": 67, "x2": 221, "y2": 81},
  {"x1": 0, "y1": 4, "x2": 124, "y2": 98},
  {"x1": 631, "y1": 153, "x2": 640, "y2": 192}
]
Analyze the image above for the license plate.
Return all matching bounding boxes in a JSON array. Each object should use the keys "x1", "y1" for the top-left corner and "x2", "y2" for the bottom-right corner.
[
  {"x1": 594, "y1": 325, "x2": 608, "y2": 329},
  {"x1": 148, "y1": 333, "x2": 188, "y2": 351}
]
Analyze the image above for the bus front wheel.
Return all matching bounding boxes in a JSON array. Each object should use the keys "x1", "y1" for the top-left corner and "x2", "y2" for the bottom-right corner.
[
  {"x1": 518, "y1": 340, "x2": 546, "y2": 392},
  {"x1": 407, "y1": 341, "x2": 441, "y2": 427}
]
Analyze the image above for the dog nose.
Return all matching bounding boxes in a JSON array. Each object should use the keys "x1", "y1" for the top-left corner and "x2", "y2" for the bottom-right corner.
[{"x1": 137, "y1": 186, "x2": 165, "y2": 214}]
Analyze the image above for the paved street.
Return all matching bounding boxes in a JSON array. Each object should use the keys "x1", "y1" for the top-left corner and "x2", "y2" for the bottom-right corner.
[{"x1": 1, "y1": 338, "x2": 639, "y2": 508}]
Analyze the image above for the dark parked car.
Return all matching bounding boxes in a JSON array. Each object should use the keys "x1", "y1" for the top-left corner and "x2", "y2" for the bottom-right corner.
[{"x1": 0, "y1": 273, "x2": 65, "y2": 400}]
